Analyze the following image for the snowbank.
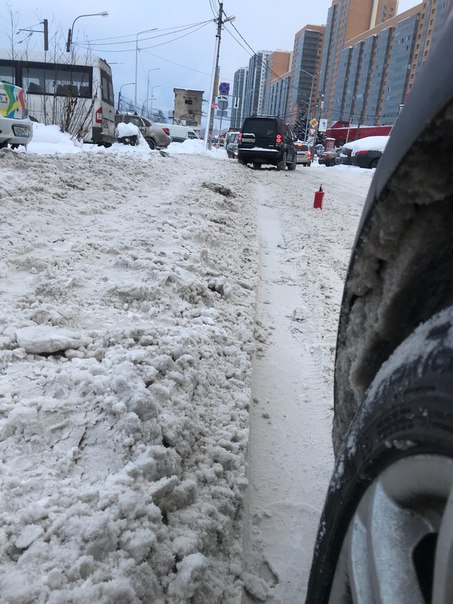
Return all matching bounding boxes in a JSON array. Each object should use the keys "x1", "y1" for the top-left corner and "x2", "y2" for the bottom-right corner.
[
  {"x1": 0, "y1": 150, "x2": 258, "y2": 602},
  {"x1": 167, "y1": 138, "x2": 227, "y2": 159}
]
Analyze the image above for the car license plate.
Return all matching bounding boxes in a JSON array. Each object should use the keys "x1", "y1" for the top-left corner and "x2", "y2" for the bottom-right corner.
[
  {"x1": 242, "y1": 133, "x2": 255, "y2": 143},
  {"x1": 13, "y1": 125, "x2": 30, "y2": 137}
]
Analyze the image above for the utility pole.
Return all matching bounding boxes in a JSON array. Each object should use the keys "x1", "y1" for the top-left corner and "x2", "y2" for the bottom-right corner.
[{"x1": 205, "y1": 2, "x2": 234, "y2": 150}]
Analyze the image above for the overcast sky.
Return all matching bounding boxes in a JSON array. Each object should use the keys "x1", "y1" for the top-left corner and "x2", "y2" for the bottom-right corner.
[{"x1": 1, "y1": 0, "x2": 420, "y2": 119}]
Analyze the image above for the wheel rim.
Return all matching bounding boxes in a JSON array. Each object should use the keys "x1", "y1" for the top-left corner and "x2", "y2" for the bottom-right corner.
[{"x1": 330, "y1": 455, "x2": 453, "y2": 603}]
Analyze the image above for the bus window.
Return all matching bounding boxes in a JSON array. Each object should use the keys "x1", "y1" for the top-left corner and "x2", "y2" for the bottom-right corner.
[
  {"x1": 0, "y1": 65, "x2": 15, "y2": 85},
  {"x1": 101, "y1": 72, "x2": 114, "y2": 105},
  {"x1": 23, "y1": 67, "x2": 46, "y2": 94}
]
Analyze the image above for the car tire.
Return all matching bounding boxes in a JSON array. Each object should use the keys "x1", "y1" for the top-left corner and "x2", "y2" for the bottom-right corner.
[
  {"x1": 238, "y1": 157, "x2": 247, "y2": 166},
  {"x1": 276, "y1": 152, "x2": 287, "y2": 171},
  {"x1": 146, "y1": 138, "x2": 156, "y2": 150},
  {"x1": 306, "y1": 306, "x2": 453, "y2": 604},
  {"x1": 253, "y1": 162, "x2": 261, "y2": 170},
  {"x1": 369, "y1": 157, "x2": 379, "y2": 169},
  {"x1": 287, "y1": 157, "x2": 297, "y2": 171}
]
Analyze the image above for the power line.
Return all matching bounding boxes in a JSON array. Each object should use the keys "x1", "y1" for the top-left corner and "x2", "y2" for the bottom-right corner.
[
  {"x1": 142, "y1": 50, "x2": 211, "y2": 76},
  {"x1": 80, "y1": 22, "x2": 211, "y2": 54},
  {"x1": 83, "y1": 20, "x2": 213, "y2": 48}
]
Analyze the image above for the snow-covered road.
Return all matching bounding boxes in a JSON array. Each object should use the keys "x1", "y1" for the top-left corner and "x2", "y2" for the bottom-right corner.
[
  {"x1": 0, "y1": 144, "x2": 372, "y2": 603},
  {"x1": 240, "y1": 165, "x2": 371, "y2": 602}
]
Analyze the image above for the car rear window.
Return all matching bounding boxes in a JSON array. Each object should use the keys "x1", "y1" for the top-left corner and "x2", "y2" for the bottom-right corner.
[{"x1": 242, "y1": 119, "x2": 276, "y2": 137}]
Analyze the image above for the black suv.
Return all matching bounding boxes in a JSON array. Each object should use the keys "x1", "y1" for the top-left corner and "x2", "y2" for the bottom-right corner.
[{"x1": 237, "y1": 116, "x2": 297, "y2": 171}]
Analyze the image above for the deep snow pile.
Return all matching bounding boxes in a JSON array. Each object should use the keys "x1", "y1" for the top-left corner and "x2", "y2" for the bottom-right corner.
[{"x1": 0, "y1": 148, "x2": 258, "y2": 602}]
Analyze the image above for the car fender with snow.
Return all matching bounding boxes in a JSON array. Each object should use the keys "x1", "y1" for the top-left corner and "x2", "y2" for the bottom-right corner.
[{"x1": 306, "y1": 11, "x2": 453, "y2": 603}]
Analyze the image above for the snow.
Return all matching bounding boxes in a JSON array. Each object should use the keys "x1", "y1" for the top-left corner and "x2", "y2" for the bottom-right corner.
[
  {"x1": 0, "y1": 125, "x2": 372, "y2": 602},
  {"x1": 115, "y1": 122, "x2": 141, "y2": 138}
]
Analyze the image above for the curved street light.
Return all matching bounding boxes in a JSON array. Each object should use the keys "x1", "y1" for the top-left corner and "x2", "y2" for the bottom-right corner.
[
  {"x1": 135, "y1": 28, "x2": 158, "y2": 106},
  {"x1": 117, "y1": 82, "x2": 135, "y2": 112},
  {"x1": 66, "y1": 12, "x2": 108, "y2": 52},
  {"x1": 146, "y1": 69, "x2": 160, "y2": 114},
  {"x1": 148, "y1": 84, "x2": 162, "y2": 118}
]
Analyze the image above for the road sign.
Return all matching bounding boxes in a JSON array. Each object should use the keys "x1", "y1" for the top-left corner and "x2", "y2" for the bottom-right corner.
[
  {"x1": 310, "y1": 118, "x2": 318, "y2": 128},
  {"x1": 319, "y1": 118, "x2": 328, "y2": 132},
  {"x1": 217, "y1": 95, "x2": 228, "y2": 110},
  {"x1": 218, "y1": 82, "x2": 230, "y2": 95},
  {"x1": 309, "y1": 128, "x2": 316, "y2": 137}
]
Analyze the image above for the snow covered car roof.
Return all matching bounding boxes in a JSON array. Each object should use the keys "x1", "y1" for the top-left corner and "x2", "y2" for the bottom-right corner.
[{"x1": 342, "y1": 135, "x2": 390, "y2": 155}]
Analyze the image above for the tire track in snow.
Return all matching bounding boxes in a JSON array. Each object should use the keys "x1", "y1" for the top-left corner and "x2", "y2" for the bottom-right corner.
[{"x1": 241, "y1": 179, "x2": 333, "y2": 603}]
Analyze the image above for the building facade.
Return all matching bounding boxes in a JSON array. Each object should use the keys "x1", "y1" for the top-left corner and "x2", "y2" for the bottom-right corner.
[
  {"x1": 265, "y1": 72, "x2": 291, "y2": 120},
  {"x1": 262, "y1": 50, "x2": 291, "y2": 118},
  {"x1": 173, "y1": 88, "x2": 204, "y2": 126},
  {"x1": 230, "y1": 67, "x2": 248, "y2": 129},
  {"x1": 286, "y1": 25, "x2": 325, "y2": 127},
  {"x1": 331, "y1": 0, "x2": 451, "y2": 126},
  {"x1": 242, "y1": 51, "x2": 271, "y2": 119},
  {"x1": 319, "y1": 0, "x2": 398, "y2": 122}
]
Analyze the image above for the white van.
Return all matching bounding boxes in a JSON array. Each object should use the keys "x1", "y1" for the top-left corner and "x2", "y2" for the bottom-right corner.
[
  {"x1": 0, "y1": 82, "x2": 33, "y2": 148},
  {"x1": 155, "y1": 123, "x2": 199, "y2": 143}
]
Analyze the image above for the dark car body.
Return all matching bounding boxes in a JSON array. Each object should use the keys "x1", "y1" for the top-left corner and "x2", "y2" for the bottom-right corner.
[
  {"x1": 339, "y1": 136, "x2": 389, "y2": 168},
  {"x1": 318, "y1": 148, "x2": 340, "y2": 166},
  {"x1": 237, "y1": 116, "x2": 297, "y2": 170},
  {"x1": 352, "y1": 148, "x2": 383, "y2": 169},
  {"x1": 226, "y1": 132, "x2": 239, "y2": 158},
  {"x1": 306, "y1": 12, "x2": 453, "y2": 603}
]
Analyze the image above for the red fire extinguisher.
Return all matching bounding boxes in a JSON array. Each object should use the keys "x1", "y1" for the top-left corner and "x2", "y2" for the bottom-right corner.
[{"x1": 313, "y1": 185, "x2": 324, "y2": 209}]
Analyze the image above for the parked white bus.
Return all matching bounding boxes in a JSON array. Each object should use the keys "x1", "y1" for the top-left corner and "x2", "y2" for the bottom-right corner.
[{"x1": 0, "y1": 50, "x2": 116, "y2": 145}]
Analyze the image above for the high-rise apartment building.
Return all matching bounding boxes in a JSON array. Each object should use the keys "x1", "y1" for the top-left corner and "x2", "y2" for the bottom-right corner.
[
  {"x1": 319, "y1": 0, "x2": 398, "y2": 121},
  {"x1": 262, "y1": 51, "x2": 292, "y2": 119},
  {"x1": 242, "y1": 51, "x2": 271, "y2": 119},
  {"x1": 265, "y1": 71, "x2": 292, "y2": 120},
  {"x1": 230, "y1": 67, "x2": 248, "y2": 129},
  {"x1": 286, "y1": 25, "x2": 325, "y2": 125},
  {"x1": 331, "y1": 0, "x2": 451, "y2": 125}
]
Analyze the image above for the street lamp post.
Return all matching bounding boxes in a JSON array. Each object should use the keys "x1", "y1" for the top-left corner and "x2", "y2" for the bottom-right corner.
[
  {"x1": 135, "y1": 28, "x2": 158, "y2": 107},
  {"x1": 146, "y1": 69, "x2": 160, "y2": 114},
  {"x1": 148, "y1": 84, "x2": 161, "y2": 119},
  {"x1": 300, "y1": 68, "x2": 315, "y2": 142},
  {"x1": 117, "y1": 82, "x2": 135, "y2": 112},
  {"x1": 66, "y1": 11, "x2": 108, "y2": 52}
]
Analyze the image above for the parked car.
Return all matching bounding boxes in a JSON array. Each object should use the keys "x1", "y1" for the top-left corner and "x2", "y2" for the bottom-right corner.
[
  {"x1": 339, "y1": 135, "x2": 390, "y2": 168},
  {"x1": 226, "y1": 132, "x2": 239, "y2": 159},
  {"x1": 154, "y1": 124, "x2": 199, "y2": 143},
  {"x1": 0, "y1": 82, "x2": 33, "y2": 148},
  {"x1": 306, "y1": 14, "x2": 453, "y2": 603},
  {"x1": 318, "y1": 147, "x2": 341, "y2": 167},
  {"x1": 237, "y1": 116, "x2": 297, "y2": 171},
  {"x1": 294, "y1": 141, "x2": 312, "y2": 166},
  {"x1": 114, "y1": 113, "x2": 171, "y2": 149}
]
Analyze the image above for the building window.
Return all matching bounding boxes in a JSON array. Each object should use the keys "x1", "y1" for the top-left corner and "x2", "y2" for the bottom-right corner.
[{"x1": 184, "y1": 99, "x2": 193, "y2": 105}]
